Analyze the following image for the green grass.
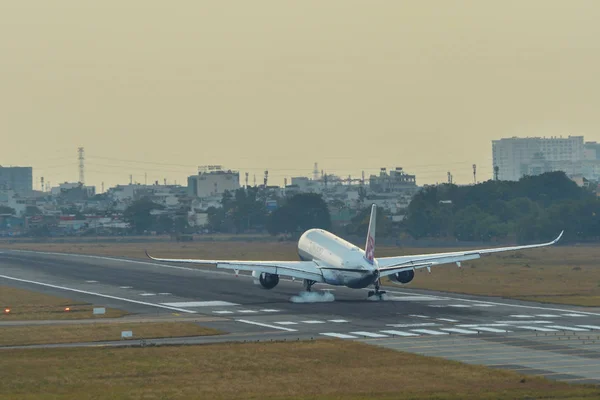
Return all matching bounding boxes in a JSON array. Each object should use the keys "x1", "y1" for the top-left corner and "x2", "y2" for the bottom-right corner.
[
  {"x1": 0, "y1": 340, "x2": 598, "y2": 400},
  {"x1": 0, "y1": 286, "x2": 128, "y2": 320},
  {"x1": 0, "y1": 322, "x2": 222, "y2": 346}
]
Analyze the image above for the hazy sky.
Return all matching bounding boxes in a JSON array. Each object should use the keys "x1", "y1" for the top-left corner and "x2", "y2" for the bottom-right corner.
[{"x1": 2, "y1": 1, "x2": 600, "y2": 191}]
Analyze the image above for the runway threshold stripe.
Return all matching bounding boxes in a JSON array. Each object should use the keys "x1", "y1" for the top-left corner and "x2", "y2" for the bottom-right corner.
[
  {"x1": 576, "y1": 325, "x2": 600, "y2": 330},
  {"x1": 236, "y1": 319, "x2": 297, "y2": 332},
  {"x1": 0, "y1": 274, "x2": 197, "y2": 314},
  {"x1": 469, "y1": 327, "x2": 509, "y2": 333},
  {"x1": 517, "y1": 326, "x2": 558, "y2": 332},
  {"x1": 411, "y1": 329, "x2": 448, "y2": 335},
  {"x1": 320, "y1": 333, "x2": 357, "y2": 339},
  {"x1": 350, "y1": 331, "x2": 388, "y2": 338},
  {"x1": 380, "y1": 330, "x2": 418, "y2": 337},
  {"x1": 441, "y1": 328, "x2": 478, "y2": 334},
  {"x1": 546, "y1": 325, "x2": 589, "y2": 332}
]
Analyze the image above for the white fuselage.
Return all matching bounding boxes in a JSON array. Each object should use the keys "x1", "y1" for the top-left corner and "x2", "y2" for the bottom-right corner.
[{"x1": 297, "y1": 229, "x2": 378, "y2": 288}]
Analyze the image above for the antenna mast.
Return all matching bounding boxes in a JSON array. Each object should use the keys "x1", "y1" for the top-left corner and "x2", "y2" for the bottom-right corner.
[{"x1": 78, "y1": 147, "x2": 85, "y2": 184}]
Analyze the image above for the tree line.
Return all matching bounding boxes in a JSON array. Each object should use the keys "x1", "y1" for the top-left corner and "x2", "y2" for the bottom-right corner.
[
  {"x1": 403, "y1": 171, "x2": 599, "y2": 243},
  {"x1": 111, "y1": 171, "x2": 600, "y2": 244}
]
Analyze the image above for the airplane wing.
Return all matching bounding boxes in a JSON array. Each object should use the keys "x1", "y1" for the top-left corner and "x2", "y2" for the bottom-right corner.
[
  {"x1": 145, "y1": 251, "x2": 325, "y2": 282},
  {"x1": 375, "y1": 231, "x2": 564, "y2": 272}
]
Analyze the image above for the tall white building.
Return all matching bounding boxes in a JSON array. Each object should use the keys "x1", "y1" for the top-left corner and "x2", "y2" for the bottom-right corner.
[
  {"x1": 492, "y1": 136, "x2": 584, "y2": 181},
  {"x1": 187, "y1": 166, "x2": 240, "y2": 198}
]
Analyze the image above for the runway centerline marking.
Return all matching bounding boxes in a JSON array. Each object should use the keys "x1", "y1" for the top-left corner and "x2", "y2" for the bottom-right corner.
[
  {"x1": 0, "y1": 274, "x2": 197, "y2": 314},
  {"x1": 236, "y1": 319, "x2": 297, "y2": 332}
]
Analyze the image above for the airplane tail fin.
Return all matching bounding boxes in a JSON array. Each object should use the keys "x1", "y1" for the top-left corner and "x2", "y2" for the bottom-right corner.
[{"x1": 364, "y1": 204, "x2": 376, "y2": 264}]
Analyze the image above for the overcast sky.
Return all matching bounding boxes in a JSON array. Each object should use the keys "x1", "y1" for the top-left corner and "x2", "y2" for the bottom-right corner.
[{"x1": 2, "y1": 1, "x2": 600, "y2": 190}]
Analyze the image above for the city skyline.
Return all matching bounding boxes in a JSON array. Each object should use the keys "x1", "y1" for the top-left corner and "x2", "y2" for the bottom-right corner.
[{"x1": 3, "y1": 1, "x2": 600, "y2": 189}]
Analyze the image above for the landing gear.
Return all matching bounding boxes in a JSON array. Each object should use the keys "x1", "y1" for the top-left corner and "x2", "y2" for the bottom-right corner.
[
  {"x1": 290, "y1": 280, "x2": 334, "y2": 303},
  {"x1": 303, "y1": 279, "x2": 316, "y2": 292},
  {"x1": 367, "y1": 281, "x2": 387, "y2": 300}
]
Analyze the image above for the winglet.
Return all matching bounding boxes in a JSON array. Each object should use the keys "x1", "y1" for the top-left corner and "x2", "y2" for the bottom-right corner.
[
  {"x1": 553, "y1": 230, "x2": 564, "y2": 244},
  {"x1": 145, "y1": 249, "x2": 154, "y2": 260}
]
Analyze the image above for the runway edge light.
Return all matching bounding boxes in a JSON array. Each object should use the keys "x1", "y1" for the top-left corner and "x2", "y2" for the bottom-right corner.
[{"x1": 3, "y1": 308, "x2": 10, "y2": 314}]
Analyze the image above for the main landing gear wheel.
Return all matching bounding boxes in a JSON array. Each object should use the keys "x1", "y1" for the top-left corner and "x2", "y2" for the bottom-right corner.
[{"x1": 368, "y1": 282, "x2": 387, "y2": 299}]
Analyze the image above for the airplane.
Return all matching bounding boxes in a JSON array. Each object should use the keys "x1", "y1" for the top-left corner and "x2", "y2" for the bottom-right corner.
[{"x1": 146, "y1": 204, "x2": 564, "y2": 300}]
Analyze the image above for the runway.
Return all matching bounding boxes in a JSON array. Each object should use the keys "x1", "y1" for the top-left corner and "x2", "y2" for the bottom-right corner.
[{"x1": 2, "y1": 249, "x2": 600, "y2": 384}]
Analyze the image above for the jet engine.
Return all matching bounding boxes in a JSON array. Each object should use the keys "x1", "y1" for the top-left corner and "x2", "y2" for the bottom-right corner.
[
  {"x1": 253, "y1": 271, "x2": 280, "y2": 289},
  {"x1": 389, "y1": 269, "x2": 415, "y2": 285}
]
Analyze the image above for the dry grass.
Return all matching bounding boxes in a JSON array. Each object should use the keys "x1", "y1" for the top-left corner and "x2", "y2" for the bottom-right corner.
[
  {"x1": 3, "y1": 241, "x2": 600, "y2": 306},
  {"x1": 0, "y1": 322, "x2": 222, "y2": 346},
  {"x1": 0, "y1": 340, "x2": 598, "y2": 400},
  {"x1": 0, "y1": 286, "x2": 128, "y2": 320}
]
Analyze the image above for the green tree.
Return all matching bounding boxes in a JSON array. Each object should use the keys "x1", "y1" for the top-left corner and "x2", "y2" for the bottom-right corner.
[
  {"x1": 345, "y1": 205, "x2": 392, "y2": 237},
  {"x1": 267, "y1": 193, "x2": 331, "y2": 235},
  {"x1": 123, "y1": 198, "x2": 164, "y2": 234},
  {"x1": 25, "y1": 206, "x2": 42, "y2": 216},
  {"x1": 0, "y1": 206, "x2": 15, "y2": 215}
]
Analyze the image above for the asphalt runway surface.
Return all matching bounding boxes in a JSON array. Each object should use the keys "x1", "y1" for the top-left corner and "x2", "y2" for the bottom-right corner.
[{"x1": 2, "y1": 249, "x2": 600, "y2": 385}]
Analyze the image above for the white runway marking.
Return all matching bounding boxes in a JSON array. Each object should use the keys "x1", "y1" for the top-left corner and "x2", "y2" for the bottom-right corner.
[
  {"x1": 546, "y1": 325, "x2": 589, "y2": 332},
  {"x1": 411, "y1": 329, "x2": 448, "y2": 335},
  {"x1": 387, "y1": 323, "x2": 438, "y2": 328},
  {"x1": 496, "y1": 320, "x2": 552, "y2": 325},
  {"x1": 260, "y1": 309, "x2": 280, "y2": 312},
  {"x1": 237, "y1": 310, "x2": 258, "y2": 314},
  {"x1": 536, "y1": 314, "x2": 560, "y2": 318},
  {"x1": 301, "y1": 320, "x2": 326, "y2": 324},
  {"x1": 139, "y1": 293, "x2": 156, "y2": 296},
  {"x1": 459, "y1": 324, "x2": 509, "y2": 327},
  {"x1": 328, "y1": 319, "x2": 349, "y2": 323},
  {"x1": 448, "y1": 304, "x2": 471, "y2": 308},
  {"x1": 387, "y1": 296, "x2": 442, "y2": 301},
  {"x1": 409, "y1": 314, "x2": 429, "y2": 318},
  {"x1": 437, "y1": 318, "x2": 459, "y2": 322},
  {"x1": 382, "y1": 287, "x2": 600, "y2": 316},
  {"x1": 510, "y1": 315, "x2": 535, "y2": 318},
  {"x1": 576, "y1": 325, "x2": 600, "y2": 330},
  {"x1": 119, "y1": 286, "x2": 132, "y2": 289},
  {"x1": 517, "y1": 326, "x2": 558, "y2": 332},
  {"x1": 471, "y1": 327, "x2": 510, "y2": 333},
  {"x1": 162, "y1": 301, "x2": 239, "y2": 307},
  {"x1": 350, "y1": 331, "x2": 388, "y2": 338},
  {"x1": 561, "y1": 313, "x2": 587, "y2": 317},
  {"x1": 158, "y1": 293, "x2": 171, "y2": 296},
  {"x1": 274, "y1": 321, "x2": 298, "y2": 325},
  {"x1": 236, "y1": 319, "x2": 297, "y2": 332},
  {"x1": 0, "y1": 274, "x2": 197, "y2": 314},
  {"x1": 320, "y1": 333, "x2": 357, "y2": 339},
  {"x1": 85, "y1": 280, "x2": 98, "y2": 283},
  {"x1": 441, "y1": 328, "x2": 478, "y2": 334},
  {"x1": 212, "y1": 311, "x2": 234, "y2": 314},
  {"x1": 380, "y1": 330, "x2": 418, "y2": 337}
]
